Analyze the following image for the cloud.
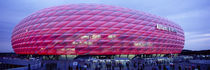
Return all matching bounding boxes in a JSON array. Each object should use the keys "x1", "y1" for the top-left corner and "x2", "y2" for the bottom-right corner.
[
  {"x1": 189, "y1": 34, "x2": 210, "y2": 39},
  {"x1": 166, "y1": 7, "x2": 210, "y2": 20},
  {"x1": 0, "y1": 41, "x2": 13, "y2": 52},
  {"x1": 188, "y1": 38, "x2": 210, "y2": 43},
  {"x1": 184, "y1": 32, "x2": 210, "y2": 50}
]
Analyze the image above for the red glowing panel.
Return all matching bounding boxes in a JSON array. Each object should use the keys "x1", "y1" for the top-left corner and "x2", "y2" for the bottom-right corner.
[{"x1": 11, "y1": 4, "x2": 184, "y2": 55}]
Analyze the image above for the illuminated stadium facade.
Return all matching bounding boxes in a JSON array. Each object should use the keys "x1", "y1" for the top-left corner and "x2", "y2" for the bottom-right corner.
[{"x1": 11, "y1": 4, "x2": 184, "y2": 57}]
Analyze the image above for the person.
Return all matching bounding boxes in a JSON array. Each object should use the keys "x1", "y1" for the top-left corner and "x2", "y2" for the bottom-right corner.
[
  {"x1": 178, "y1": 66, "x2": 181, "y2": 70},
  {"x1": 83, "y1": 63, "x2": 87, "y2": 70},
  {"x1": 76, "y1": 65, "x2": 79, "y2": 70},
  {"x1": 126, "y1": 62, "x2": 130, "y2": 70},
  {"x1": 95, "y1": 62, "x2": 101, "y2": 70},
  {"x1": 185, "y1": 66, "x2": 187, "y2": 70},
  {"x1": 119, "y1": 62, "x2": 122, "y2": 70},
  {"x1": 134, "y1": 62, "x2": 137, "y2": 68},
  {"x1": 68, "y1": 65, "x2": 73, "y2": 70},
  {"x1": 28, "y1": 64, "x2": 31, "y2": 70},
  {"x1": 192, "y1": 65, "x2": 195, "y2": 70},
  {"x1": 152, "y1": 67, "x2": 157, "y2": 70},
  {"x1": 158, "y1": 65, "x2": 161, "y2": 70},
  {"x1": 106, "y1": 61, "x2": 111, "y2": 70},
  {"x1": 197, "y1": 65, "x2": 201, "y2": 70},
  {"x1": 112, "y1": 61, "x2": 115, "y2": 70},
  {"x1": 163, "y1": 65, "x2": 166, "y2": 70}
]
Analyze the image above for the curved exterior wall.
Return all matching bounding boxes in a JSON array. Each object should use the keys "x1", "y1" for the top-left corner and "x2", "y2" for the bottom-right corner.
[{"x1": 11, "y1": 4, "x2": 184, "y2": 55}]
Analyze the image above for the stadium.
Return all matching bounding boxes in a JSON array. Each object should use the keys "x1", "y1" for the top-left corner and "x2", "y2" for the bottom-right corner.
[{"x1": 11, "y1": 4, "x2": 184, "y2": 58}]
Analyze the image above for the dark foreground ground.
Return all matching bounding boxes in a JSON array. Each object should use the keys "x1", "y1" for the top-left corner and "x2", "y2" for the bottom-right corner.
[
  {"x1": 0, "y1": 55, "x2": 210, "y2": 70},
  {"x1": 39, "y1": 58, "x2": 210, "y2": 70}
]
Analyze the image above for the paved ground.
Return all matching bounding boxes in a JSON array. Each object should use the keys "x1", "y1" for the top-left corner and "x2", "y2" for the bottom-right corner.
[
  {"x1": 39, "y1": 59, "x2": 210, "y2": 70},
  {"x1": 1, "y1": 57, "x2": 210, "y2": 70}
]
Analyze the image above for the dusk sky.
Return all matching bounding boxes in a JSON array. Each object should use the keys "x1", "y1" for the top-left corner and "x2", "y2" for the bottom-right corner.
[{"x1": 0, "y1": 0, "x2": 210, "y2": 52}]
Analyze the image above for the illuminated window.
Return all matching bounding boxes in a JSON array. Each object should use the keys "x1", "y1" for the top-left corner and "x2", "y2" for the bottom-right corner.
[
  {"x1": 134, "y1": 42, "x2": 138, "y2": 46},
  {"x1": 79, "y1": 41, "x2": 82, "y2": 44},
  {"x1": 61, "y1": 48, "x2": 65, "y2": 51},
  {"x1": 134, "y1": 42, "x2": 152, "y2": 47},
  {"x1": 70, "y1": 48, "x2": 75, "y2": 51},
  {"x1": 72, "y1": 41, "x2": 92, "y2": 45},
  {"x1": 84, "y1": 41, "x2": 88, "y2": 45},
  {"x1": 92, "y1": 34, "x2": 101, "y2": 39},
  {"x1": 81, "y1": 35, "x2": 90, "y2": 39},
  {"x1": 147, "y1": 42, "x2": 153, "y2": 46},
  {"x1": 40, "y1": 48, "x2": 44, "y2": 50},
  {"x1": 66, "y1": 48, "x2": 75, "y2": 53},
  {"x1": 88, "y1": 42, "x2": 92, "y2": 45},
  {"x1": 72, "y1": 41, "x2": 78, "y2": 45},
  {"x1": 108, "y1": 35, "x2": 116, "y2": 39},
  {"x1": 83, "y1": 41, "x2": 92, "y2": 45},
  {"x1": 134, "y1": 42, "x2": 143, "y2": 46}
]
